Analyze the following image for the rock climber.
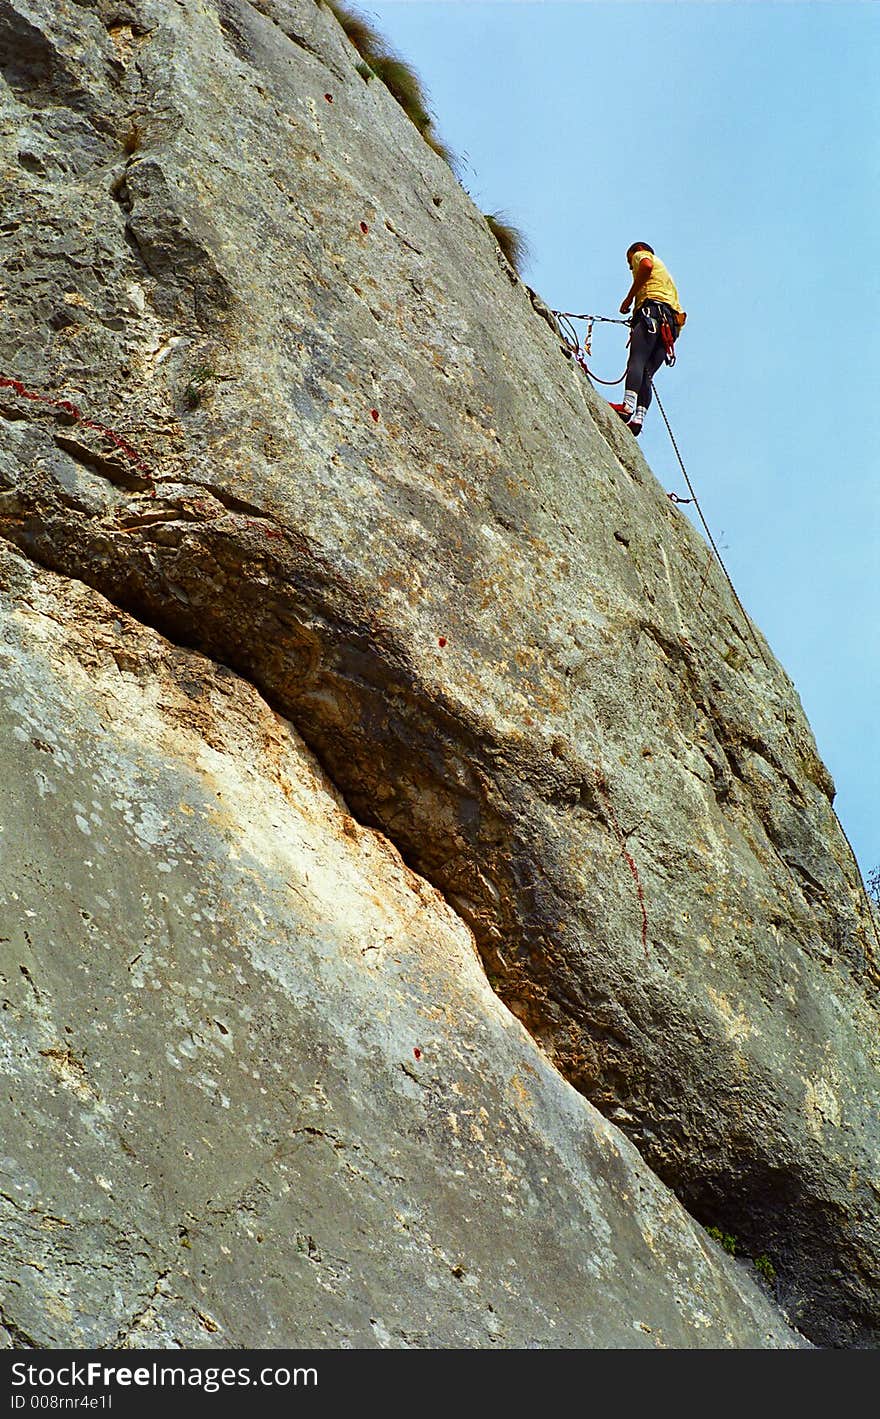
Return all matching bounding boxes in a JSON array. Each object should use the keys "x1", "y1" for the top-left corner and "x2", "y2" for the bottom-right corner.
[{"x1": 610, "y1": 242, "x2": 685, "y2": 437}]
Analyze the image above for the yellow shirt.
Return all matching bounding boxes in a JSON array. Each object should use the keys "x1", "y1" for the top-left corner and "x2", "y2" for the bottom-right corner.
[{"x1": 629, "y1": 248, "x2": 682, "y2": 314}]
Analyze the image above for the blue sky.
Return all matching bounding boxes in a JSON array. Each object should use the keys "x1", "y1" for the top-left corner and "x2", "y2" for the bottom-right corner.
[{"x1": 368, "y1": 0, "x2": 879, "y2": 875}]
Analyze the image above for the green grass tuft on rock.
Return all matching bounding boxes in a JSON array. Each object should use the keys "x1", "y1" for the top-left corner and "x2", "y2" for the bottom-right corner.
[
  {"x1": 754, "y1": 1254, "x2": 777, "y2": 1284},
  {"x1": 424, "y1": 126, "x2": 457, "y2": 171},
  {"x1": 326, "y1": 5, "x2": 524, "y2": 246},
  {"x1": 183, "y1": 364, "x2": 216, "y2": 410},
  {"x1": 325, "y1": 1, "x2": 385, "y2": 64},
  {"x1": 326, "y1": 3, "x2": 445, "y2": 145},
  {"x1": 369, "y1": 55, "x2": 431, "y2": 131},
  {"x1": 705, "y1": 1225, "x2": 738, "y2": 1257},
  {"x1": 485, "y1": 213, "x2": 529, "y2": 275}
]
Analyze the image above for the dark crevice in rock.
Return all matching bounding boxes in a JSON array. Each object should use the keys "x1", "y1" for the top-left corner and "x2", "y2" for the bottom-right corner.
[
  {"x1": 0, "y1": 505, "x2": 874, "y2": 1345},
  {"x1": 109, "y1": 172, "x2": 133, "y2": 212},
  {"x1": 0, "y1": 521, "x2": 617, "y2": 1091},
  {"x1": 0, "y1": 517, "x2": 862, "y2": 1349},
  {"x1": 0, "y1": 9, "x2": 54, "y2": 95},
  {"x1": 150, "y1": 479, "x2": 271, "y2": 521},
  {"x1": 120, "y1": 221, "x2": 152, "y2": 275},
  {"x1": 54, "y1": 434, "x2": 153, "y2": 491},
  {"x1": 111, "y1": 1269, "x2": 171, "y2": 1348},
  {"x1": 0, "y1": 1301, "x2": 37, "y2": 1349}
]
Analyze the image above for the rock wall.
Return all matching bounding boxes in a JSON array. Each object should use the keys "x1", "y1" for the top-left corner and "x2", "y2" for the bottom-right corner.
[
  {"x1": 0, "y1": 0, "x2": 877, "y2": 1346},
  {"x1": 0, "y1": 544, "x2": 804, "y2": 1348}
]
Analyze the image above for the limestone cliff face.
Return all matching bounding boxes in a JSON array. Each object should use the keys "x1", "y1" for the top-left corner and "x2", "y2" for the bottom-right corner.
[
  {"x1": 0, "y1": 0, "x2": 876, "y2": 1348},
  {"x1": 0, "y1": 544, "x2": 804, "y2": 1348}
]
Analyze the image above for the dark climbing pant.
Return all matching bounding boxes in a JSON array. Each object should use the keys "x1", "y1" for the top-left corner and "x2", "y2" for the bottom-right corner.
[{"x1": 625, "y1": 303, "x2": 675, "y2": 411}]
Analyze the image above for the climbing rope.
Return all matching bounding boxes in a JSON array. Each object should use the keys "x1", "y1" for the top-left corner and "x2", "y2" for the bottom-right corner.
[
  {"x1": 648, "y1": 388, "x2": 880, "y2": 967},
  {"x1": 551, "y1": 314, "x2": 769, "y2": 672},
  {"x1": 649, "y1": 388, "x2": 880, "y2": 975},
  {"x1": 553, "y1": 315, "x2": 766, "y2": 665},
  {"x1": 553, "y1": 310, "x2": 629, "y2": 386},
  {"x1": 553, "y1": 311, "x2": 630, "y2": 326},
  {"x1": 578, "y1": 357, "x2": 626, "y2": 387},
  {"x1": 650, "y1": 383, "x2": 771, "y2": 672},
  {"x1": 553, "y1": 314, "x2": 880, "y2": 973}
]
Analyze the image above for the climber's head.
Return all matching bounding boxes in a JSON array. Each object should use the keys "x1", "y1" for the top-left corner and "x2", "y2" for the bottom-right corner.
[{"x1": 627, "y1": 241, "x2": 654, "y2": 263}]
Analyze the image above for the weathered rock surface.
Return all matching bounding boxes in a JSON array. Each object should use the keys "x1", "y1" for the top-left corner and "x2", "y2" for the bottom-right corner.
[
  {"x1": 0, "y1": 544, "x2": 806, "y2": 1348},
  {"x1": 0, "y1": 0, "x2": 876, "y2": 1346}
]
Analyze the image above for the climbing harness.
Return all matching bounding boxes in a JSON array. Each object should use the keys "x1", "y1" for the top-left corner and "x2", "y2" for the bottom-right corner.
[
  {"x1": 556, "y1": 302, "x2": 683, "y2": 382},
  {"x1": 634, "y1": 301, "x2": 680, "y2": 368}
]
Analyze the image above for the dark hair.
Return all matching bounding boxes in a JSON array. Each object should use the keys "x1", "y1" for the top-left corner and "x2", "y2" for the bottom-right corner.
[{"x1": 627, "y1": 241, "x2": 654, "y2": 259}]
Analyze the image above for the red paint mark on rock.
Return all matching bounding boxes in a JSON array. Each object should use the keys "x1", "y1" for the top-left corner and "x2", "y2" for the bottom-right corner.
[
  {"x1": 0, "y1": 375, "x2": 152, "y2": 480},
  {"x1": 360, "y1": 221, "x2": 369, "y2": 234},
  {"x1": 438, "y1": 636, "x2": 447, "y2": 648},
  {"x1": 370, "y1": 408, "x2": 379, "y2": 421},
  {"x1": 413, "y1": 1048, "x2": 422, "y2": 1060},
  {"x1": 265, "y1": 529, "x2": 283, "y2": 540},
  {"x1": 595, "y1": 771, "x2": 649, "y2": 957}
]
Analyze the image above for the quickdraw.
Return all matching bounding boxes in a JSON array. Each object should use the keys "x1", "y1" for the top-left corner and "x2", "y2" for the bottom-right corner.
[
  {"x1": 553, "y1": 310, "x2": 631, "y2": 326},
  {"x1": 554, "y1": 311, "x2": 629, "y2": 387},
  {"x1": 661, "y1": 318, "x2": 677, "y2": 367}
]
